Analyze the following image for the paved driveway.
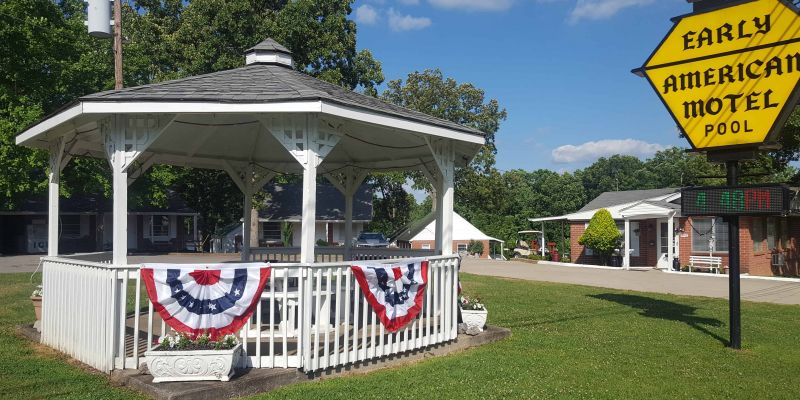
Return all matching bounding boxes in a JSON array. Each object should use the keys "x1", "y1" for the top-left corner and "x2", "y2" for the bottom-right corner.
[{"x1": 460, "y1": 258, "x2": 800, "y2": 305}]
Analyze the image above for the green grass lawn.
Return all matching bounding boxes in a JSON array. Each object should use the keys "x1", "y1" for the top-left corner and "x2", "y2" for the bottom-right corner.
[{"x1": 1, "y1": 272, "x2": 798, "y2": 399}]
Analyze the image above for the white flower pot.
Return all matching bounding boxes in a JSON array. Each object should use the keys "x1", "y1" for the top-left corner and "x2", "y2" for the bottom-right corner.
[
  {"x1": 145, "y1": 344, "x2": 242, "y2": 383},
  {"x1": 461, "y1": 308, "x2": 488, "y2": 334}
]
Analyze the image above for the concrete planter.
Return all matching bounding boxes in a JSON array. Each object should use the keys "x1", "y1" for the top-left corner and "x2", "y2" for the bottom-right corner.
[
  {"x1": 145, "y1": 344, "x2": 242, "y2": 383},
  {"x1": 461, "y1": 309, "x2": 487, "y2": 335},
  {"x1": 30, "y1": 296, "x2": 42, "y2": 321}
]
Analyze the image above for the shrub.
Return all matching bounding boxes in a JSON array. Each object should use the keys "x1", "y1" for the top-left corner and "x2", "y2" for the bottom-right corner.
[
  {"x1": 579, "y1": 208, "x2": 621, "y2": 266},
  {"x1": 316, "y1": 239, "x2": 329, "y2": 247},
  {"x1": 468, "y1": 240, "x2": 484, "y2": 255}
]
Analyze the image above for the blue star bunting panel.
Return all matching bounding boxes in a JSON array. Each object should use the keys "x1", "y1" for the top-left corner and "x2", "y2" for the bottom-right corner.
[
  {"x1": 351, "y1": 260, "x2": 429, "y2": 332},
  {"x1": 141, "y1": 263, "x2": 270, "y2": 339}
]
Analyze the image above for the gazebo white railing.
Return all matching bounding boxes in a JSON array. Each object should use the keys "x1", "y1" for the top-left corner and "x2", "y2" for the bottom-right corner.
[
  {"x1": 18, "y1": 38, "x2": 484, "y2": 373},
  {"x1": 39, "y1": 253, "x2": 459, "y2": 372}
]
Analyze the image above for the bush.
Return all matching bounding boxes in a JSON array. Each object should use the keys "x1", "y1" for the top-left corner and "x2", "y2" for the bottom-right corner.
[
  {"x1": 579, "y1": 208, "x2": 621, "y2": 266},
  {"x1": 316, "y1": 239, "x2": 329, "y2": 247},
  {"x1": 468, "y1": 240, "x2": 484, "y2": 255}
]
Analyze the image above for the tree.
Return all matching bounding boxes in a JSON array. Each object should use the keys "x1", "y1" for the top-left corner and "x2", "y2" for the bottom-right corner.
[
  {"x1": 377, "y1": 69, "x2": 507, "y2": 243},
  {"x1": 579, "y1": 209, "x2": 620, "y2": 266}
]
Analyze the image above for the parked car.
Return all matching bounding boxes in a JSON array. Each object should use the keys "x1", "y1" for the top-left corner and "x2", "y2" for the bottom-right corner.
[{"x1": 355, "y1": 232, "x2": 390, "y2": 248}]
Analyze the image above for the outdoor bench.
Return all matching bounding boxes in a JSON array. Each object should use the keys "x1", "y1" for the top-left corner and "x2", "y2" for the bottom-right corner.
[{"x1": 688, "y1": 255, "x2": 725, "y2": 274}]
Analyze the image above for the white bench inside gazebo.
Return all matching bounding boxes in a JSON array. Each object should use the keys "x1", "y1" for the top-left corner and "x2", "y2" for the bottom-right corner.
[{"x1": 16, "y1": 39, "x2": 485, "y2": 373}]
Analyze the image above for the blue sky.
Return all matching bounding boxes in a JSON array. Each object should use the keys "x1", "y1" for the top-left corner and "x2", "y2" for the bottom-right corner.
[{"x1": 352, "y1": 0, "x2": 691, "y2": 172}]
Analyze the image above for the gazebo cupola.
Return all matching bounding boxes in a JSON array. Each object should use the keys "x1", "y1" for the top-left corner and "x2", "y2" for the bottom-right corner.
[{"x1": 244, "y1": 38, "x2": 294, "y2": 67}]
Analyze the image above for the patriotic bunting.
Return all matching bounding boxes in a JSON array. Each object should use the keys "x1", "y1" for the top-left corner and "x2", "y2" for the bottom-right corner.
[
  {"x1": 141, "y1": 263, "x2": 270, "y2": 339},
  {"x1": 351, "y1": 260, "x2": 428, "y2": 332}
]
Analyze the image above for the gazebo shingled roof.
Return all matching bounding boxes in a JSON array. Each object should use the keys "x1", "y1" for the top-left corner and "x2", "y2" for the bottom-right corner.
[{"x1": 79, "y1": 63, "x2": 482, "y2": 136}]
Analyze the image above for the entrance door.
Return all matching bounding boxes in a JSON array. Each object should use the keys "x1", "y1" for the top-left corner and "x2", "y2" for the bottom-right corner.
[{"x1": 656, "y1": 220, "x2": 672, "y2": 269}]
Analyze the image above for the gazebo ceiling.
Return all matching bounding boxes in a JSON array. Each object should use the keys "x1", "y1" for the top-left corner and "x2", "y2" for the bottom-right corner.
[{"x1": 16, "y1": 38, "x2": 484, "y2": 174}]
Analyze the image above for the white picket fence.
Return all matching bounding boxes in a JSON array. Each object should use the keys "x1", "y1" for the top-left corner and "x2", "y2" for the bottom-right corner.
[{"x1": 39, "y1": 253, "x2": 460, "y2": 373}]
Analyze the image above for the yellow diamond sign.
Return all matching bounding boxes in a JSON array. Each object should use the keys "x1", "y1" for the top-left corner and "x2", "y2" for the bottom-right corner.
[{"x1": 637, "y1": 0, "x2": 800, "y2": 150}]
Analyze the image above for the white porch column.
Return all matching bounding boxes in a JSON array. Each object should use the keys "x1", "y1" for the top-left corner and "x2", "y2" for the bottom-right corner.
[
  {"x1": 667, "y1": 212, "x2": 675, "y2": 269},
  {"x1": 47, "y1": 138, "x2": 67, "y2": 257},
  {"x1": 325, "y1": 167, "x2": 368, "y2": 261},
  {"x1": 429, "y1": 140, "x2": 455, "y2": 256},
  {"x1": 623, "y1": 218, "x2": 631, "y2": 269}
]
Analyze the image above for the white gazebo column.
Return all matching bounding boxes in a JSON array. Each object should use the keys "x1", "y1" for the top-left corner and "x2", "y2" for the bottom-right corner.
[
  {"x1": 326, "y1": 167, "x2": 368, "y2": 261},
  {"x1": 47, "y1": 137, "x2": 67, "y2": 256},
  {"x1": 428, "y1": 140, "x2": 455, "y2": 256},
  {"x1": 103, "y1": 115, "x2": 175, "y2": 265},
  {"x1": 225, "y1": 163, "x2": 275, "y2": 262},
  {"x1": 264, "y1": 114, "x2": 339, "y2": 264},
  {"x1": 623, "y1": 218, "x2": 631, "y2": 269}
]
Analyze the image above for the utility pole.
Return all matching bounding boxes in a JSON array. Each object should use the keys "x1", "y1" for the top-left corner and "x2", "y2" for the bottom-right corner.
[{"x1": 113, "y1": 0, "x2": 123, "y2": 90}]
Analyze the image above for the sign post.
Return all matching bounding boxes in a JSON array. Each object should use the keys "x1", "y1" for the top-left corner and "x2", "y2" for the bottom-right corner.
[{"x1": 635, "y1": 0, "x2": 800, "y2": 349}]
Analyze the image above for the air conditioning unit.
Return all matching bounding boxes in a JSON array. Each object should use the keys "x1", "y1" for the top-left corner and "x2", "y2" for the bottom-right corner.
[{"x1": 771, "y1": 252, "x2": 785, "y2": 267}]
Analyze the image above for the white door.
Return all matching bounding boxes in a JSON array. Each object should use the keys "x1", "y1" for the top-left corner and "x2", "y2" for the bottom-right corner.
[{"x1": 656, "y1": 220, "x2": 671, "y2": 269}]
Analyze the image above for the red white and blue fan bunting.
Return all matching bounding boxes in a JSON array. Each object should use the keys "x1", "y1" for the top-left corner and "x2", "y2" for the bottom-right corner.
[
  {"x1": 141, "y1": 263, "x2": 270, "y2": 339},
  {"x1": 351, "y1": 260, "x2": 428, "y2": 332}
]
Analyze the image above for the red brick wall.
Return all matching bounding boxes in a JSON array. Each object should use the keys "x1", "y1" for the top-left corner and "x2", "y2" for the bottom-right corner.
[
  {"x1": 570, "y1": 222, "x2": 605, "y2": 265},
  {"x1": 411, "y1": 239, "x2": 491, "y2": 259}
]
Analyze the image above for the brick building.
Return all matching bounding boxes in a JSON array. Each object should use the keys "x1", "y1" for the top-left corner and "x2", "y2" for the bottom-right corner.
[{"x1": 532, "y1": 188, "x2": 800, "y2": 277}]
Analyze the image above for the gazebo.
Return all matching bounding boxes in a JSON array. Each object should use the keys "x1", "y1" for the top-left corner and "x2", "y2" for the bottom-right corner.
[{"x1": 16, "y1": 39, "x2": 485, "y2": 373}]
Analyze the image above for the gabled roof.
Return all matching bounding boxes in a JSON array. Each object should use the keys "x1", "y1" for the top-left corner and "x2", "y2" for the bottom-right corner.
[
  {"x1": 579, "y1": 188, "x2": 679, "y2": 212},
  {"x1": 258, "y1": 181, "x2": 372, "y2": 222},
  {"x1": 79, "y1": 64, "x2": 484, "y2": 137},
  {"x1": 530, "y1": 188, "x2": 681, "y2": 222},
  {"x1": 393, "y1": 212, "x2": 500, "y2": 243}
]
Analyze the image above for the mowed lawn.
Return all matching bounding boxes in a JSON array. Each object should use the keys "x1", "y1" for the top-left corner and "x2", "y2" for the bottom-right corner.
[{"x1": 1, "y1": 272, "x2": 799, "y2": 399}]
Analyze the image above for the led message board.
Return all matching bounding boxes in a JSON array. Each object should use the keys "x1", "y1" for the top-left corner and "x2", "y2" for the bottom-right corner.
[{"x1": 681, "y1": 184, "x2": 791, "y2": 216}]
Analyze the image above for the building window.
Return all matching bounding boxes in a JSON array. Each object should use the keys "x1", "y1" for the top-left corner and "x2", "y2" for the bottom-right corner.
[
  {"x1": 151, "y1": 215, "x2": 170, "y2": 239},
  {"x1": 61, "y1": 215, "x2": 81, "y2": 238},
  {"x1": 752, "y1": 217, "x2": 765, "y2": 253},
  {"x1": 421, "y1": 243, "x2": 431, "y2": 250},
  {"x1": 457, "y1": 243, "x2": 468, "y2": 253},
  {"x1": 766, "y1": 217, "x2": 789, "y2": 251},
  {"x1": 691, "y1": 217, "x2": 728, "y2": 253},
  {"x1": 262, "y1": 222, "x2": 282, "y2": 242}
]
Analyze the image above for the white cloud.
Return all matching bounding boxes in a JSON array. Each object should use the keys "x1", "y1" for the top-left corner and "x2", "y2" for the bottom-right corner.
[
  {"x1": 551, "y1": 139, "x2": 665, "y2": 163},
  {"x1": 388, "y1": 8, "x2": 432, "y2": 31},
  {"x1": 355, "y1": 4, "x2": 380, "y2": 25},
  {"x1": 569, "y1": 0, "x2": 654, "y2": 23},
  {"x1": 428, "y1": 0, "x2": 514, "y2": 11}
]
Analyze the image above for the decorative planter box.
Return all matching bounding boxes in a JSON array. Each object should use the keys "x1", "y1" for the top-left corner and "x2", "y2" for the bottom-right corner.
[
  {"x1": 145, "y1": 344, "x2": 242, "y2": 383},
  {"x1": 30, "y1": 296, "x2": 42, "y2": 321},
  {"x1": 461, "y1": 309, "x2": 487, "y2": 335}
]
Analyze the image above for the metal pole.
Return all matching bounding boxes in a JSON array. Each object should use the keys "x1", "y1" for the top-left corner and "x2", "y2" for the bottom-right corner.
[
  {"x1": 726, "y1": 160, "x2": 741, "y2": 349},
  {"x1": 113, "y1": 0, "x2": 123, "y2": 90}
]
